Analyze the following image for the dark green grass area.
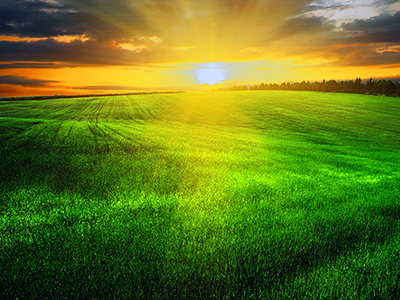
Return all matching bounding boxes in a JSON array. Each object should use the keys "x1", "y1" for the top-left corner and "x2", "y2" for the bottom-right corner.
[{"x1": 1, "y1": 91, "x2": 400, "y2": 299}]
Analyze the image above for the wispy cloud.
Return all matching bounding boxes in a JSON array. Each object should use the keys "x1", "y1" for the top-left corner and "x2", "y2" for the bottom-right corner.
[
  {"x1": 71, "y1": 85, "x2": 186, "y2": 91},
  {"x1": 0, "y1": 39, "x2": 157, "y2": 65},
  {"x1": 0, "y1": 75, "x2": 58, "y2": 86},
  {"x1": 280, "y1": 16, "x2": 335, "y2": 36},
  {"x1": 341, "y1": 11, "x2": 400, "y2": 43},
  {"x1": 0, "y1": 62, "x2": 67, "y2": 69}
]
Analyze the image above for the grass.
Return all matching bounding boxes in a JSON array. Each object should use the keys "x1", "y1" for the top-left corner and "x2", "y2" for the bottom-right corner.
[{"x1": 1, "y1": 91, "x2": 400, "y2": 299}]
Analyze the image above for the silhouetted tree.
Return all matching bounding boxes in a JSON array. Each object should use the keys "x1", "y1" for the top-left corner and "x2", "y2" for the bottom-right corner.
[
  {"x1": 384, "y1": 80, "x2": 396, "y2": 96},
  {"x1": 363, "y1": 78, "x2": 374, "y2": 94},
  {"x1": 354, "y1": 77, "x2": 363, "y2": 93},
  {"x1": 325, "y1": 80, "x2": 340, "y2": 92},
  {"x1": 280, "y1": 82, "x2": 290, "y2": 90},
  {"x1": 373, "y1": 80, "x2": 387, "y2": 95},
  {"x1": 343, "y1": 80, "x2": 354, "y2": 93}
]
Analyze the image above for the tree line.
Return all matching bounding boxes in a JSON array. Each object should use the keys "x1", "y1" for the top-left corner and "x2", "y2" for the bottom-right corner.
[
  {"x1": 0, "y1": 91, "x2": 184, "y2": 101},
  {"x1": 214, "y1": 78, "x2": 400, "y2": 96}
]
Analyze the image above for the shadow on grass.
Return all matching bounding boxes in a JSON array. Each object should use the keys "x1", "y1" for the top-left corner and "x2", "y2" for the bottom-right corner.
[
  {"x1": 231, "y1": 202, "x2": 400, "y2": 298},
  {"x1": 0, "y1": 203, "x2": 175, "y2": 299},
  {"x1": 2, "y1": 184, "x2": 400, "y2": 298}
]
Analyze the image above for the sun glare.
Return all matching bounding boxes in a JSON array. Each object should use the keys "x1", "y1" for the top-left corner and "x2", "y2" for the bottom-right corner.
[{"x1": 197, "y1": 63, "x2": 226, "y2": 85}]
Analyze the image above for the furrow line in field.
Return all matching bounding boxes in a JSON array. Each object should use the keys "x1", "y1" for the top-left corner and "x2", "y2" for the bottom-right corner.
[
  {"x1": 60, "y1": 121, "x2": 77, "y2": 144},
  {"x1": 101, "y1": 123, "x2": 136, "y2": 141},
  {"x1": 99, "y1": 124, "x2": 142, "y2": 155},
  {"x1": 105, "y1": 134, "x2": 136, "y2": 155},
  {"x1": 52, "y1": 122, "x2": 64, "y2": 140},
  {"x1": 13, "y1": 122, "x2": 54, "y2": 152},
  {"x1": 382, "y1": 127, "x2": 400, "y2": 135},
  {"x1": 66, "y1": 123, "x2": 75, "y2": 137},
  {"x1": 137, "y1": 97, "x2": 158, "y2": 119},
  {"x1": 95, "y1": 124, "x2": 110, "y2": 153},
  {"x1": 64, "y1": 111, "x2": 80, "y2": 122},
  {"x1": 83, "y1": 98, "x2": 98, "y2": 123},
  {"x1": 103, "y1": 97, "x2": 114, "y2": 120},
  {"x1": 87, "y1": 122, "x2": 111, "y2": 153},
  {"x1": 30, "y1": 123, "x2": 51, "y2": 142},
  {"x1": 96, "y1": 97, "x2": 107, "y2": 124},
  {"x1": 91, "y1": 98, "x2": 105, "y2": 123},
  {"x1": 86, "y1": 106, "x2": 95, "y2": 123},
  {"x1": 0, "y1": 121, "x2": 41, "y2": 145},
  {"x1": 87, "y1": 124, "x2": 99, "y2": 153},
  {"x1": 125, "y1": 95, "x2": 136, "y2": 120},
  {"x1": 123, "y1": 95, "x2": 130, "y2": 108}
]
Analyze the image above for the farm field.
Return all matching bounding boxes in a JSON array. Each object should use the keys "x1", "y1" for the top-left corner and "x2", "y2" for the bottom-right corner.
[{"x1": 1, "y1": 90, "x2": 400, "y2": 299}]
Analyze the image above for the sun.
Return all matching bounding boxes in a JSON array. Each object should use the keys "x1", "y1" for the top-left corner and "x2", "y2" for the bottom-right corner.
[
  {"x1": 198, "y1": 68, "x2": 224, "y2": 85},
  {"x1": 196, "y1": 63, "x2": 226, "y2": 85}
]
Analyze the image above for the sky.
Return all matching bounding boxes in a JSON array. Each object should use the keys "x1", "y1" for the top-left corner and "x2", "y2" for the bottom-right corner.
[{"x1": 1, "y1": 0, "x2": 400, "y2": 97}]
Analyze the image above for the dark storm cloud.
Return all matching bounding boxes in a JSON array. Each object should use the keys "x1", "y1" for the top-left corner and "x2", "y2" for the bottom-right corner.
[
  {"x1": 0, "y1": 0, "x2": 132, "y2": 40},
  {"x1": 0, "y1": 0, "x2": 85, "y2": 37},
  {"x1": 0, "y1": 62, "x2": 66, "y2": 69},
  {"x1": 0, "y1": 39, "x2": 150, "y2": 65},
  {"x1": 280, "y1": 16, "x2": 335, "y2": 36},
  {"x1": 342, "y1": 11, "x2": 400, "y2": 32},
  {"x1": 350, "y1": 29, "x2": 400, "y2": 44},
  {"x1": 341, "y1": 12, "x2": 400, "y2": 43},
  {"x1": 60, "y1": 0, "x2": 152, "y2": 39},
  {"x1": 310, "y1": 42, "x2": 400, "y2": 67},
  {"x1": 0, "y1": 75, "x2": 58, "y2": 86},
  {"x1": 272, "y1": 8, "x2": 400, "y2": 68},
  {"x1": 375, "y1": 0, "x2": 400, "y2": 5},
  {"x1": 339, "y1": 49, "x2": 400, "y2": 67}
]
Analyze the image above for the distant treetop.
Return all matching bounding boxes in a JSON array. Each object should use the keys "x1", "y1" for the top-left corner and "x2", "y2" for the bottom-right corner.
[{"x1": 214, "y1": 78, "x2": 399, "y2": 97}]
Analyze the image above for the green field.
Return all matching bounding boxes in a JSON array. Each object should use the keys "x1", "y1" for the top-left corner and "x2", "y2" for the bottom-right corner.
[{"x1": 1, "y1": 91, "x2": 400, "y2": 299}]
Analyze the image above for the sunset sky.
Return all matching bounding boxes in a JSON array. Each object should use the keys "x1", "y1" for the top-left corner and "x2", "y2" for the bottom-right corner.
[{"x1": 1, "y1": 0, "x2": 400, "y2": 97}]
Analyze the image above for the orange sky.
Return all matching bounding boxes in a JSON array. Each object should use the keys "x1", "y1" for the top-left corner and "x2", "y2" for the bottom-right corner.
[{"x1": 1, "y1": 0, "x2": 400, "y2": 97}]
